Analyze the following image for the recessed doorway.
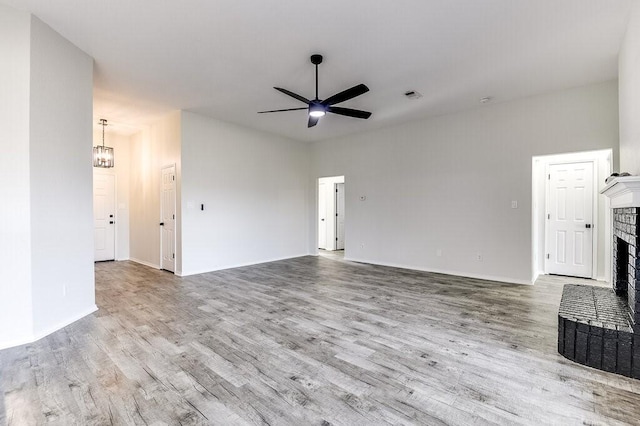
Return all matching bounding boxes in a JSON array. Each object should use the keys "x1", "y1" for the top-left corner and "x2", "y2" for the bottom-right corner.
[
  {"x1": 531, "y1": 150, "x2": 612, "y2": 283},
  {"x1": 160, "y1": 164, "x2": 176, "y2": 273},
  {"x1": 318, "y1": 176, "x2": 345, "y2": 253}
]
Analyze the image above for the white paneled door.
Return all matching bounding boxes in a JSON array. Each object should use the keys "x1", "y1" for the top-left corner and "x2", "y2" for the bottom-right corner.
[
  {"x1": 546, "y1": 161, "x2": 594, "y2": 278},
  {"x1": 335, "y1": 183, "x2": 345, "y2": 250},
  {"x1": 94, "y1": 174, "x2": 115, "y2": 261},
  {"x1": 318, "y1": 182, "x2": 327, "y2": 249},
  {"x1": 160, "y1": 165, "x2": 176, "y2": 273}
]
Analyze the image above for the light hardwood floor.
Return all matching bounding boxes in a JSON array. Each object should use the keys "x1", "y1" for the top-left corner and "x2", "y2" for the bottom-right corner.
[{"x1": 2, "y1": 257, "x2": 640, "y2": 425}]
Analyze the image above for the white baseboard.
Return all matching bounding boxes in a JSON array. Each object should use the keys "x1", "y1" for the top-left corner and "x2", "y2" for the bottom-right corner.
[
  {"x1": 532, "y1": 270, "x2": 542, "y2": 285},
  {"x1": 343, "y1": 257, "x2": 532, "y2": 285},
  {"x1": 179, "y1": 253, "x2": 310, "y2": 277},
  {"x1": 32, "y1": 305, "x2": 99, "y2": 342},
  {"x1": 129, "y1": 258, "x2": 161, "y2": 269},
  {"x1": 0, "y1": 305, "x2": 98, "y2": 350}
]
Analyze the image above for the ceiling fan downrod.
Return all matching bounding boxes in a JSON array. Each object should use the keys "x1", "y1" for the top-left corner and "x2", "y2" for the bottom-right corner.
[{"x1": 311, "y1": 54, "x2": 323, "y2": 100}]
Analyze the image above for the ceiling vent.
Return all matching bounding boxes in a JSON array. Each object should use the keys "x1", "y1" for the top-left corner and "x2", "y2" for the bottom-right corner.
[{"x1": 404, "y1": 90, "x2": 422, "y2": 100}]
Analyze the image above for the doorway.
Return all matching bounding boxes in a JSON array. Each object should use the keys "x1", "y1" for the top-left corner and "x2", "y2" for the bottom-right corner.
[
  {"x1": 531, "y1": 150, "x2": 612, "y2": 283},
  {"x1": 160, "y1": 165, "x2": 176, "y2": 272},
  {"x1": 318, "y1": 176, "x2": 345, "y2": 252},
  {"x1": 93, "y1": 173, "x2": 116, "y2": 261},
  {"x1": 545, "y1": 161, "x2": 594, "y2": 278},
  {"x1": 336, "y1": 182, "x2": 345, "y2": 250}
]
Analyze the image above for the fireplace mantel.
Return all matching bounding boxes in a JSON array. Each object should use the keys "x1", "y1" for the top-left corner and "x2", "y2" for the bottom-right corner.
[{"x1": 600, "y1": 176, "x2": 640, "y2": 208}]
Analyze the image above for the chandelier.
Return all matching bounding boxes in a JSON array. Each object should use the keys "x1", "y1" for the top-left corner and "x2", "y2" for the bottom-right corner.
[{"x1": 93, "y1": 118, "x2": 114, "y2": 168}]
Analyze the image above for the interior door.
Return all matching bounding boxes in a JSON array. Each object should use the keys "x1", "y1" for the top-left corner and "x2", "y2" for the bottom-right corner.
[
  {"x1": 161, "y1": 165, "x2": 176, "y2": 272},
  {"x1": 546, "y1": 161, "x2": 594, "y2": 278},
  {"x1": 335, "y1": 183, "x2": 345, "y2": 250},
  {"x1": 93, "y1": 174, "x2": 115, "y2": 261},
  {"x1": 318, "y1": 182, "x2": 327, "y2": 249}
]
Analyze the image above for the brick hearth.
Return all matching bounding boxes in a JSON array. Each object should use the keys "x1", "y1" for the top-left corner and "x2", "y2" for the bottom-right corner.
[
  {"x1": 558, "y1": 285, "x2": 640, "y2": 378},
  {"x1": 559, "y1": 178, "x2": 640, "y2": 379}
]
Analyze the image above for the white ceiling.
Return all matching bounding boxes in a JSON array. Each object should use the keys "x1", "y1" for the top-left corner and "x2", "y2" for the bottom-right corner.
[{"x1": 3, "y1": 0, "x2": 633, "y2": 141}]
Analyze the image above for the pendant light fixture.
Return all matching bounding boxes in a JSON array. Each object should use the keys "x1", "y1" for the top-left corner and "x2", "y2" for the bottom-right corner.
[{"x1": 93, "y1": 118, "x2": 114, "y2": 168}]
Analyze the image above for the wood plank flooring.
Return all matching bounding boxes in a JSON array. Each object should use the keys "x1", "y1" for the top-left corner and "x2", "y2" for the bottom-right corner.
[{"x1": 2, "y1": 256, "x2": 640, "y2": 425}]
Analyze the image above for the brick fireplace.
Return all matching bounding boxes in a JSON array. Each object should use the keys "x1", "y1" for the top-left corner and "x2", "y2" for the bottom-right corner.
[{"x1": 558, "y1": 177, "x2": 640, "y2": 378}]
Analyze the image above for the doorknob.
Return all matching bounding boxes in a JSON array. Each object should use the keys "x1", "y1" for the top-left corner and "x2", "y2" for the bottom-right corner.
[
  {"x1": 585, "y1": 224, "x2": 592, "y2": 229},
  {"x1": 160, "y1": 222, "x2": 164, "y2": 226},
  {"x1": 321, "y1": 218, "x2": 325, "y2": 221},
  {"x1": 109, "y1": 221, "x2": 114, "y2": 224}
]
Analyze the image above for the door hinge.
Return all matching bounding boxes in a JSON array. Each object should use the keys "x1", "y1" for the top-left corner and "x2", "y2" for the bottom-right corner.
[
  {"x1": 336, "y1": 238, "x2": 338, "y2": 241},
  {"x1": 548, "y1": 174, "x2": 550, "y2": 180},
  {"x1": 336, "y1": 213, "x2": 338, "y2": 217},
  {"x1": 172, "y1": 253, "x2": 175, "y2": 259},
  {"x1": 546, "y1": 254, "x2": 550, "y2": 259},
  {"x1": 336, "y1": 189, "x2": 338, "y2": 193},
  {"x1": 173, "y1": 214, "x2": 175, "y2": 219},
  {"x1": 173, "y1": 176, "x2": 175, "y2": 181},
  {"x1": 547, "y1": 213, "x2": 550, "y2": 220}
]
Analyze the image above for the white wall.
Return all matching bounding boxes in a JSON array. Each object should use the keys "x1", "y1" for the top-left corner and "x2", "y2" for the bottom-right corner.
[
  {"x1": 619, "y1": 2, "x2": 640, "y2": 175},
  {"x1": 93, "y1": 131, "x2": 131, "y2": 260},
  {"x1": 29, "y1": 15, "x2": 95, "y2": 336},
  {"x1": 0, "y1": 7, "x2": 95, "y2": 349},
  {"x1": 310, "y1": 81, "x2": 619, "y2": 284},
  {"x1": 180, "y1": 111, "x2": 310, "y2": 276},
  {"x1": 129, "y1": 111, "x2": 181, "y2": 270},
  {"x1": 0, "y1": 4, "x2": 33, "y2": 347}
]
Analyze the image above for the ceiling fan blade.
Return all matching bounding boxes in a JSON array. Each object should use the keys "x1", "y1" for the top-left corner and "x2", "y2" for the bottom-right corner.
[
  {"x1": 274, "y1": 87, "x2": 310, "y2": 104},
  {"x1": 327, "y1": 106, "x2": 372, "y2": 119},
  {"x1": 322, "y1": 84, "x2": 369, "y2": 106},
  {"x1": 308, "y1": 116, "x2": 319, "y2": 128},
  {"x1": 258, "y1": 107, "x2": 308, "y2": 114}
]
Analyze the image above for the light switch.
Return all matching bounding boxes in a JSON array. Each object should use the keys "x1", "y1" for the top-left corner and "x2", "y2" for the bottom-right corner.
[{"x1": 511, "y1": 200, "x2": 518, "y2": 209}]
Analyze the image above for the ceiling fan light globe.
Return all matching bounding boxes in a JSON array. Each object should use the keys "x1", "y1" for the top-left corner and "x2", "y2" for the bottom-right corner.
[{"x1": 309, "y1": 104, "x2": 326, "y2": 117}]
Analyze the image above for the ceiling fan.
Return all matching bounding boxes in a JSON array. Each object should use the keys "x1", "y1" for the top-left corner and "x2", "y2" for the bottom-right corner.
[{"x1": 258, "y1": 54, "x2": 372, "y2": 128}]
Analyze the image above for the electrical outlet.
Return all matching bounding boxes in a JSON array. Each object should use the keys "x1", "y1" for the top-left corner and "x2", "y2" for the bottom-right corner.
[
  {"x1": 511, "y1": 200, "x2": 518, "y2": 209},
  {"x1": 476, "y1": 253, "x2": 483, "y2": 262}
]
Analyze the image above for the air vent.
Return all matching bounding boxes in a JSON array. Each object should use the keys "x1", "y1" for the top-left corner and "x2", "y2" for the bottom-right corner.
[{"x1": 404, "y1": 90, "x2": 423, "y2": 100}]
